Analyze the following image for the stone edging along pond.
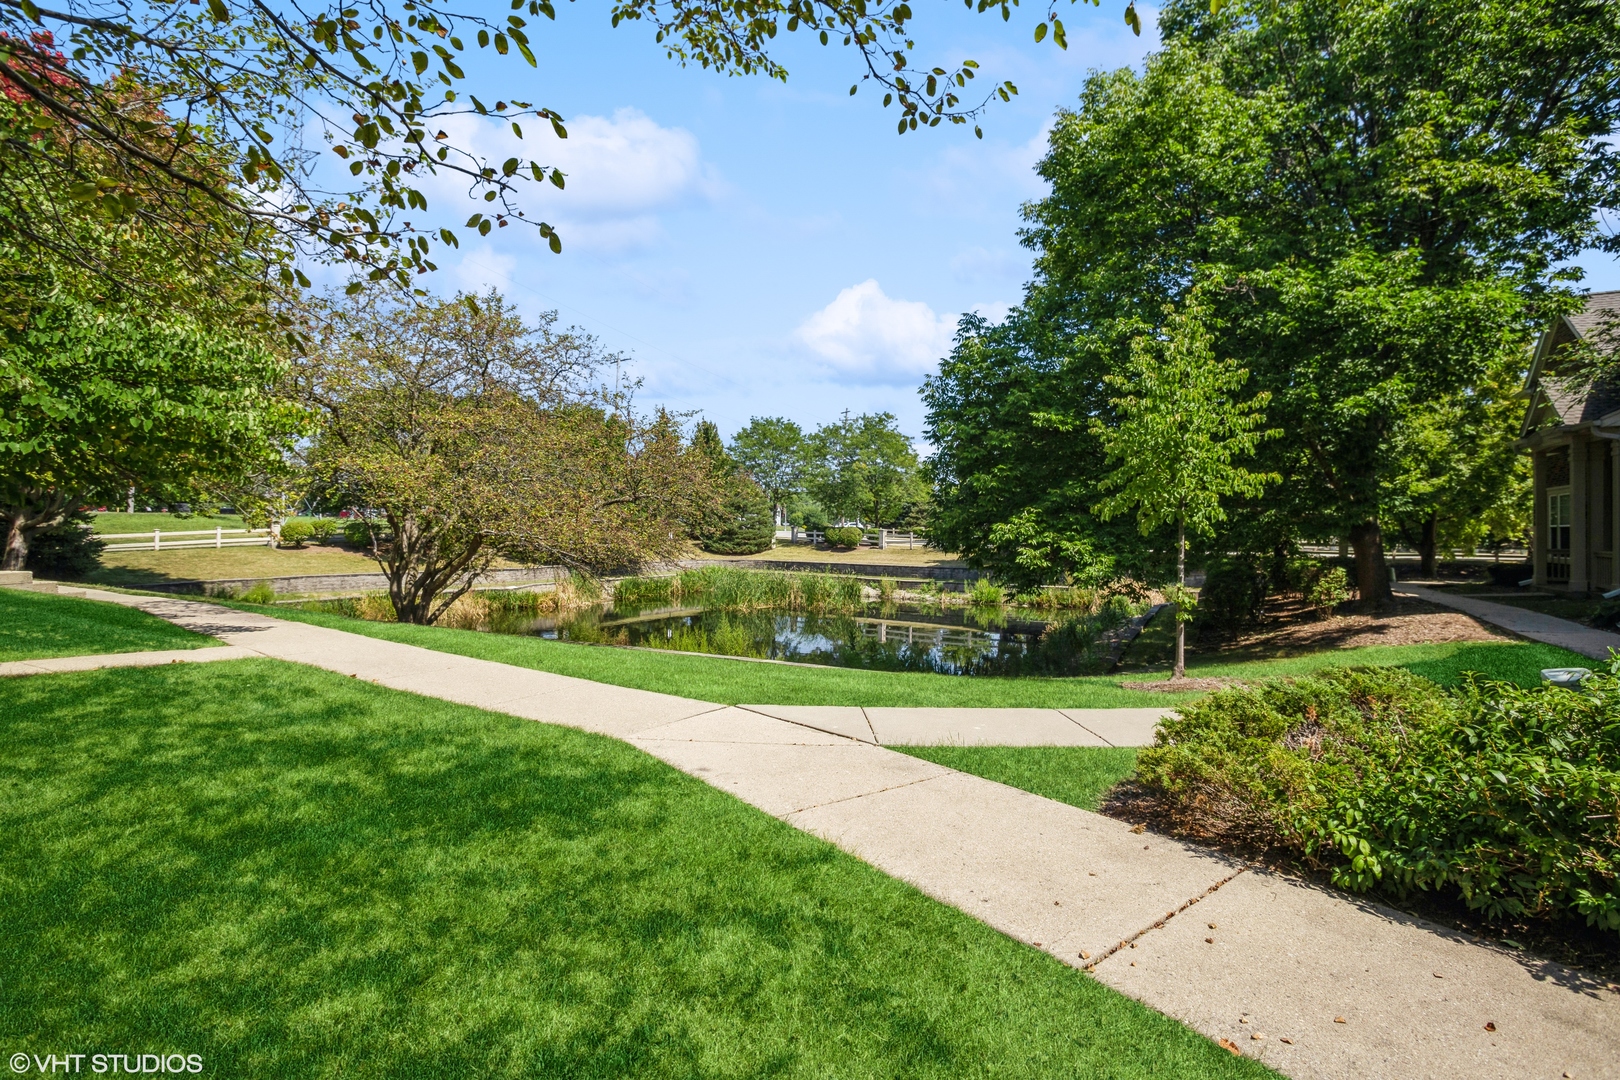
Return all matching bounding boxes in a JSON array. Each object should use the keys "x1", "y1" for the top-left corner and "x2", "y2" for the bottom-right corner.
[{"x1": 126, "y1": 560, "x2": 984, "y2": 598}]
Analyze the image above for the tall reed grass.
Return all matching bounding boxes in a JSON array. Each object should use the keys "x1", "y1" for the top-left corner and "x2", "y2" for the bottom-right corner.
[
  {"x1": 1011, "y1": 585, "x2": 1110, "y2": 611},
  {"x1": 614, "y1": 566, "x2": 864, "y2": 614},
  {"x1": 292, "y1": 575, "x2": 600, "y2": 627}
]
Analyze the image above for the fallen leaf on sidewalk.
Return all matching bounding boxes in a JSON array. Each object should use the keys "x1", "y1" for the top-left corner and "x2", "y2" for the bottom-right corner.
[
  {"x1": 1130, "y1": 824, "x2": 1146, "y2": 834},
  {"x1": 1079, "y1": 951, "x2": 1090, "y2": 960},
  {"x1": 1484, "y1": 1022, "x2": 1496, "y2": 1032},
  {"x1": 1279, "y1": 1037, "x2": 1293, "y2": 1045},
  {"x1": 1217, "y1": 1038, "x2": 1242, "y2": 1056},
  {"x1": 1334, "y1": 1017, "x2": 1347, "y2": 1024}
]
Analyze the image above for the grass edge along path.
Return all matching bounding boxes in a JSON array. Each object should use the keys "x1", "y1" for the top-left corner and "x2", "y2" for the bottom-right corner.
[
  {"x1": 897, "y1": 746, "x2": 1141, "y2": 813},
  {"x1": 0, "y1": 587, "x2": 217, "y2": 662},
  {"x1": 0, "y1": 659, "x2": 1274, "y2": 1079},
  {"x1": 197, "y1": 599, "x2": 1594, "y2": 708}
]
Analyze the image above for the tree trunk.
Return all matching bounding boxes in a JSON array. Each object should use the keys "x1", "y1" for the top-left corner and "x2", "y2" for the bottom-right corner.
[
  {"x1": 1349, "y1": 520, "x2": 1392, "y2": 611},
  {"x1": 1175, "y1": 515, "x2": 1186, "y2": 680},
  {"x1": 1418, "y1": 513, "x2": 1438, "y2": 578},
  {"x1": 2, "y1": 516, "x2": 27, "y2": 571},
  {"x1": 1, "y1": 488, "x2": 77, "y2": 571}
]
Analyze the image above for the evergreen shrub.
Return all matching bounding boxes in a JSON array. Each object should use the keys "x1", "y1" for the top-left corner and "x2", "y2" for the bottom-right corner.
[
  {"x1": 24, "y1": 512, "x2": 106, "y2": 578},
  {"x1": 1136, "y1": 666, "x2": 1620, "y2": 932},
  {"x1": 823, "y1": 526, "x2": 863, "y2": 549}
]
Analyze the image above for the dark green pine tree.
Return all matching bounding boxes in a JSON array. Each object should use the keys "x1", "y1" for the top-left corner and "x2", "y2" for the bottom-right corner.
[{"x1": 691, "y1": 420, "x2": 776, "y2": 555}]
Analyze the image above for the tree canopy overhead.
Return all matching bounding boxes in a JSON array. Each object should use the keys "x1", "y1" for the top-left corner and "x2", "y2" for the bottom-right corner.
[{"x1": 0, "y1": 0, "x2": 1074, "y2": 304}]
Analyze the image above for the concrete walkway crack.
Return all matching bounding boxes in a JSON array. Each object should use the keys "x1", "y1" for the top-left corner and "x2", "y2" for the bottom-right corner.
[
  {"x1": 1057, "y1": 708, "x2": 1116, "y2": 747},
  {"x1": 1080, "y1": 867, "x2": 1249, "y2": 971},
  {"x1": 783, "y1": 771, "x2": 945, "y2": 818},
  {"x1": 859, "y1": 705, "x2": 878, "y2": 743},
  {"x1": 734, "y1": 704, "x2": 867, "y2": 743}
]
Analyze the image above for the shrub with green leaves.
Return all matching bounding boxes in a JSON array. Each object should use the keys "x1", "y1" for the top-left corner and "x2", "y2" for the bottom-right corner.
[
  {"x1": 1136, "y1": 666, "x2": 1620, "y2": 932},
  {"x1": 822, "y1": 526, "x2": 864, "y2": 549},
  {"x1": 238, "y1": 580, "x2": 276, "y2": 605},
  {"x1": 307, "y1": 519, "x2": 340, "y2": 543},
  {"x1": 341, "y1": 519, "x2": 383, "y2": 550},
  {"x1": 968, "y1": 577, "x2": 1005, "y2": 606},
  {"x1": 1194, "y1": 556, "x2": 1268, "y2": 639},
  {"x1": 1282, "y1": 557, "x2": 1351, "y2": 615},
  {"x1": 277, "y1": 520, "x2": 313, "y2": 548}
]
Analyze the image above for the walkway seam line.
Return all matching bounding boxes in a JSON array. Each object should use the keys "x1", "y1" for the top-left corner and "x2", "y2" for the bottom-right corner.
[
  {"x1": 859, "y1": 706, "x2": 878, "y2": 744},
  {"x1": 1056, "y1": 709, "x2": 1116, "y2": 747},
  {"x1": 783, "y1": 771, "x2": 948, "y2": 817},
  {"x1": 733, "y1": 705, "x2": 867, "y2": 744},
  {"x1": 1079, "y1": 867, "x2": 1249, "y2": 972}
]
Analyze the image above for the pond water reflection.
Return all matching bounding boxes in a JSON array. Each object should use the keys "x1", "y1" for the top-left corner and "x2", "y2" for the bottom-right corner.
[{"x1": 478, "y1": 601, "x2": 1134, "y2": 677}]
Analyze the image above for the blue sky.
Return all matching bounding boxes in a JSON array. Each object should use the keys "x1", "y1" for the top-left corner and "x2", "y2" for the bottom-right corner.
[{"x1": 370, "y1": 1, "x2": 1619, "y2": 445}]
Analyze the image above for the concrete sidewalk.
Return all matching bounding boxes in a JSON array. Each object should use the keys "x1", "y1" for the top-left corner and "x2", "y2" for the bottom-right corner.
[
  {"x1": 1400, "y1": 582, "x2": 1620, "y2": 660},
  {"x1": 0, "y1": 644, "x2": 257, "y2": 678},
  {"x1": 741, "y1": 704, "x2": 1170, "y2": 747},
  {"x1": 43, "y1": 588, "x2": 1620, "y2": 1078}
]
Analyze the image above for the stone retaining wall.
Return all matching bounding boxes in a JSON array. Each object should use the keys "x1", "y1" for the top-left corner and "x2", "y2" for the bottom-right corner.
[
  {"x1": 139, "y1": 565, "x2": 563, "y2": 596},
  {"x1": 679, "y1": 558, "x2": 983, "y2": 586}
]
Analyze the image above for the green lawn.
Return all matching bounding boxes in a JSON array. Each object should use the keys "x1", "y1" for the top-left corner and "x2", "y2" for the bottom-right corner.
[
  {"x1": 88, "y1": 510, "x2": 248, "y2": 535},
  {"x1": 0, "y1": 588, "x2": 216, "y2": 661},
  {"x1": 0, "y1": 660, "x2": 1270, "y2": 1079},
  {"x1": 898, "y1": 747, "x2": 1140, "y2": 812},
  {"x1": 203, "y1": 599, "x2": 1595, "y2": 707}
]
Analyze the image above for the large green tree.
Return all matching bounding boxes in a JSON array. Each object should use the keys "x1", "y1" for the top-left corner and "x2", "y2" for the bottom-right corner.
[
  {"x1": 729, "y1": 416, "x2": 808, "y2": 526},
  {"x1": 930, "y1": 0, "x2": 1619, "y2": 602},
  {"x1": 806, "y1": 411, "x2": 924, "y2": 530},
  {"x1": 0, "y1": 300, "x2": 299, "y2": 569},
  {"x1": 689, "y1": 419, "x2": 775, "y2": 555},
  {"x1": 303, "y1": 290, "x2": 707, "y2": 623}
]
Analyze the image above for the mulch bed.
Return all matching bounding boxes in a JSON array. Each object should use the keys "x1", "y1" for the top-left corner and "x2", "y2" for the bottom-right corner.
[
  {"x1": 1215, "y1": 596, "x2": 1508, "y2": 653},
  {"x1": 1119, "y1": 676, "x2": 1247, "y2": 693}
]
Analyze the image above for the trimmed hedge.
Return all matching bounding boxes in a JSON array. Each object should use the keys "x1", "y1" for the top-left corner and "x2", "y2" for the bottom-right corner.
[
  {"x1": 822, "y1": 526, "x2": 863, "y2": 550},
  {"x1": 1136, "y1": 666, "x2": 1620, "y2": 932}
]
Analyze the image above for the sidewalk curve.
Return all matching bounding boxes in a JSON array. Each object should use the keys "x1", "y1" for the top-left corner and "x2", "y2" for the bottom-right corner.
[
  {"x1": 1399, "y1": 583, "x2": 1620, "y2": 660},
  {"x1": 45, "y1": 588, "x2": 1620, "y2": 1079}
]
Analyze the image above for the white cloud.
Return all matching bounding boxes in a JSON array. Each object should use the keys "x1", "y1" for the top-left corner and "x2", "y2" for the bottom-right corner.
[
  {"x1": 423, "y1": 108, "x2": 722, "y2": 254},
  {"x1": 796, "y1": 280, "x2": 957, "y2": 384},
  {"x1": 448, "y1": 245, "x2": 516, "y2": 294}
]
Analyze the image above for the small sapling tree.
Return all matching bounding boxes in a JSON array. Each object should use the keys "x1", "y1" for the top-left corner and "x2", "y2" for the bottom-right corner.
[{"x1": 1089, "y1": 296, "x2": 1278, "y2": 678}]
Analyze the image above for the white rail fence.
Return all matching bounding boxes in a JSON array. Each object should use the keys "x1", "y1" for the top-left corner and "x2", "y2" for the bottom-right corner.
[
  {"x1": 778, "y1": 528, "x2": 928, "y2": 550},
  {"x1": 101, "y1": 528, "x2": 275, "y2": 552}
]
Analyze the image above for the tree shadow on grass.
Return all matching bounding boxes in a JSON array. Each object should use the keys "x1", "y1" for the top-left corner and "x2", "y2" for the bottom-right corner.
[
  {"x1": 1401, "y1": 642, "x2": 1593, "y2": 688},
  {"x1": 0, "y1": 660, "x2": 1269, "y2": 1080}
]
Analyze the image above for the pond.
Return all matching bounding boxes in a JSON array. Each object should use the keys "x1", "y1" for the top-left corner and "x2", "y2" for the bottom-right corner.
[{"x1": 473, "y1": 601, "x2": 1141, "y2": 677}]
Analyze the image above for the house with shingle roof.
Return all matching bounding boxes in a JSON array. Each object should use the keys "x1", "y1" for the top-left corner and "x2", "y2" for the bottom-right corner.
[{"x1": 1518, "y1": 290, "x2": 1620, "y2": 591}]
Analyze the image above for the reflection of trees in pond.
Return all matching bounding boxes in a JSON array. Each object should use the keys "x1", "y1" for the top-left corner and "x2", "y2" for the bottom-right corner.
[
  {"x1": 618, "y1": 607, "x2": 1134, "y2": 676},
  {"x1": 482, "y1": 601, "x2": 1142, "y2": 677}
]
